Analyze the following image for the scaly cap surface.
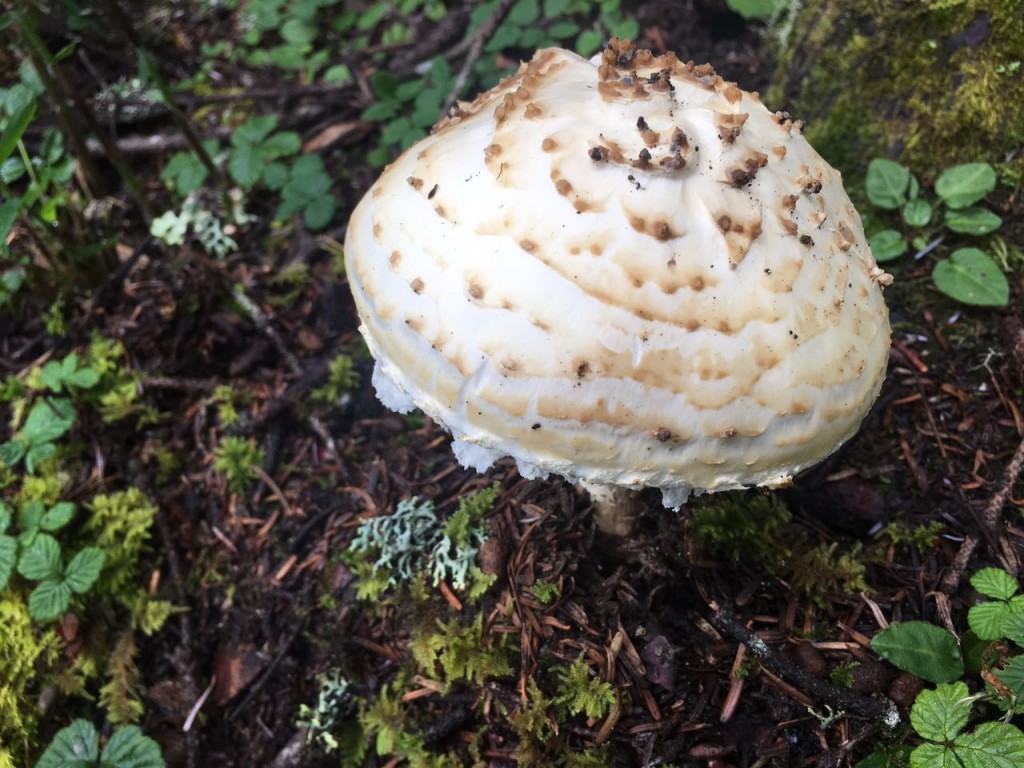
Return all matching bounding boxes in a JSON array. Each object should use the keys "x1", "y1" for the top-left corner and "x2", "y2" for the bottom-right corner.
[{"x1": 345, "y1": 41, "x2": 892, "y2": 506}]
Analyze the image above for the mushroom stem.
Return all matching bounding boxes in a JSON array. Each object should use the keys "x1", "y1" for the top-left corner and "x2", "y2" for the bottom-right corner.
[{"x1": 579, "y1": 482, "x2": 645, "y2": 536}]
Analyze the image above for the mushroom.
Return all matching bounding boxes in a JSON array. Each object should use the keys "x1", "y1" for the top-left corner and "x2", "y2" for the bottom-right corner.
[{"x1": 344, "y1": 40, "x2": 892, "y2": 535}]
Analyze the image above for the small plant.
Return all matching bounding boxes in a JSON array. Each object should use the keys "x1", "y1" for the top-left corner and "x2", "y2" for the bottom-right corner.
[
  {"x1": 0, "y1": 499, "x2": 105, "y2": 621},
  {"x1": 864, "y1": 158, "x2": 1011, "y2": 306},
  {"x1": 212, "y1": 436, "x2": 266, "y2": 494},
  {"x1": 725, "y1": 0, "x2": 786, "y2": 19},
  {"x1": 312, "y1": 353, "x2": 360, "y2": 404},
  {"x1": 863, "y1": 568, "x2": 1024, "y2": 767},
  {"x1": 554, "y1": 654, "x2": 616, "y2": 720},
  {"x1": 34, "y1": 718, "x2": 164, "y2": 768},
  {"x1": 411, "y1": 613, "x2": 513, "y2": 689},
  {"x1": 905, "y1": 681, "x2": 1024, "y2": 767}
]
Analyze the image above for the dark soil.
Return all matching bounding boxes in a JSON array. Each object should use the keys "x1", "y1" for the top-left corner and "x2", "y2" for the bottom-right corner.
[{"x1": 3, "y1": 2, "x2": 1023, "y2": 768}]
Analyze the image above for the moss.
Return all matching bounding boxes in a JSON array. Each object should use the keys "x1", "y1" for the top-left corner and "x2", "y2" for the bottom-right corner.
[
  {"x1": 769, "y1": 0, "x2": 1024, "y2": 186},
  {"x1": 0, "y1": 595, "x2": 61, "y2": 764}
]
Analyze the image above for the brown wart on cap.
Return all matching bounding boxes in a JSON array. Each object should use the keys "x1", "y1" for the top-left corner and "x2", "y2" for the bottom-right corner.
[{"x1": 344, "y1": 40, "x2": 893, "y2": 537}]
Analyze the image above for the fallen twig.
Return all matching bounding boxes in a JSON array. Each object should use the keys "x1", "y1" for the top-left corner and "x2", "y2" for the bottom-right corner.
[{"x1": 707, "y1": 603, "x2": 899, "y2": 726}]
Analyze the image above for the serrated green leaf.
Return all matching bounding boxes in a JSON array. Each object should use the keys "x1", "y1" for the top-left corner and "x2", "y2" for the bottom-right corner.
[
  {"x1": 871, "y1": 621, "x2": 964, "y2": 683},
  {"x1": 909, "y1": 743, "x2": 951, "y2": 768},
  {"x1": 18, "y1": 533, "x2": 62, "y2": 580},
  {"x1": 609, "y1": 18, "x2": 639, "y2": 39},
  {"x1": 281, "y1": 17, "x2": 317, "y2": 44},
  {"x1": 65, "y1": 547, "x2": 105, "y2": 593},
  {"x1": 259, "y1": 131, "x2": 301, "y2": 158},
  {"x1": 935, "y1": 162, "x2": 996, "y2": 209},
  {"x1": 161, "y1": 151, "x2": 208, "y2": 195},
  {"x1": 508, "y1": 0, "x2": 540, "y2": 25},
  {"x1": 725, "y1": 0, "x2": 786, "y2": 19},
  {"x1": 232, "y1": 115, "x2": 278, "y2": 147},
  {"x1": 0, "y1": 502, "x2": 10, "y2": 530},
  {"x1": 868, "y1": 229, "x2": 907, "y2": 262},
  {"x1": 952, "y1": 719, "x2": 1024, "y2": 768},
  {"x1": 0, "y1": 535, "x2": 16, "y2": 590},
  {"x1": 903, "y1": 198, "x2": 932, "y2": 227},
  {"x1": 971, "y1": 568, "x2": 1018, "y2": 600},
  {"x1": 228, "y1": 145, "x2": 262, "y2": 188},
  {"x1": 969, "y1": 600, "x2": 1011, "y2": 640},
  {"x1": 303, "y1": 195, "x2": 336, "y2": 231},
  {"x1": 66, "y1": 366, "x2": 99, "y2": 389},
  {"x1": 866, "y1": 158, "x2": 911, "y2": 210},
  {"x1": 994, "y1": 654, "x2": 1024, "y2": 697},
  {"x1": 0, "y1": 439, "x2": 26, "y2": 467},
  {"x1": 576, "y1": 29, "x2": 606, "y2": 57},
  {"x1": 29, "y1": 579, "x2": 72, "y2": 620},
  {"x1": 362, "y1": 101, "x2": 398, "y2": 122},
  {"x1": 100, "y1": 724, "x2": 166, "y2": 768},
  {"x1": 1001, "y1": 613, "x2": 1024, "y2": 647},
  {"x1": 932, "y1": 247, "x2": 1009, "y2": 307},
  {"x1": 910, "y1": 681, "x2": 972, "y2": 742},
  {"x1": 944, "y1": 206, "x2": 1002, "y2": 235},
  {"x1": 34, "y1": 718, "x2": 99, "y2": 768},
  {"x1": 25, "y1": 442, "x2": 57, "y2": 473},
  {"x1": 22, "y1": 397, "x2": 75, "y2": 444},
  {"x1": 18, "y1": 499, "x2": 46, "y2": 534},
  {"x1": 41, "y1": 502, "x2": 75, "y2": 531}
]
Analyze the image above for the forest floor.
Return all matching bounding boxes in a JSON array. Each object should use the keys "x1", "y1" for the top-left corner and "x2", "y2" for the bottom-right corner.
[{"x1": 2, "y1": 2, "x2": 1023, "y2": 768}]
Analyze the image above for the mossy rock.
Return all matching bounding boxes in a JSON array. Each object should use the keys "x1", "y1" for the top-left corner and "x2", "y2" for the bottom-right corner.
[{"x1": 768, "y1": 0, "x2": 1024, "y2": 185}]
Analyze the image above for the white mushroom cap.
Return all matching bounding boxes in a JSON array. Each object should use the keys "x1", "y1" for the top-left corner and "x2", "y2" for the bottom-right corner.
[{"x1": 345, "y1": 41, "x2": 891, "y2": 507}]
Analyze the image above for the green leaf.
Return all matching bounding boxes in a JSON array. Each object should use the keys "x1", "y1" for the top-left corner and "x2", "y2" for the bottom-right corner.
[
  {"x1": 935, "y1": 162, "x2": 996, "y2": 209},
  {"x1": 362, "y1": 101, "x2": 398, "y2": 122},
  {"x1": 0, "y1": 534, "x2": 16, "y2": 590},
  {"x1": 0, "y1": 197, "x2": 21, "y2": 245},
  {"x1": 871, "y1": 621, "x2": 964, "y2": 683},
  {"x1": 17, "y1": 533, "x2": 63, "y2": 580},
  {"x1": 932, "y1": 248, "x2": 1009, "y2": 307},
  {"x1": 969, "y1": 600, "x2": 1011, "y2": 640},
  {"x1": 34, "y1": 718, "x2": 99, "y2": 768},
  {"x1": 1000, "y1": 613, "x2": 1024, "y2": 647},
  {"x1": 22, "y1": 397, "x2": 76, "y2": 445},
  {"x1": 576, "y1": 29, "x2": 605, "y2": 57},
  {"x1": 544, "y1": 0, "x2": 569, "y2": 15},
  {"x1": 66, "y1": 366, "x2": 99, "y2": 389},
  {"x1": 508, "y1": 0, "x2": 540, "y2": 25},
  {"x1": 994, "y1": 654, "x2": 1024, "y2": 697},
  {"x1": 259, "y1": 131, "x2": 301, "y2": 159},
  {"x1": 29, "y1": 579, "x2": 72, "y2": 620},
  {"x1": 725, "y1": 0, "x2": 786, "y2": 19},
  {"x1": 0, "y1": 502, "x2": 9, "y2": 530},
  {"x1": 100, "y1": 724, "x2": 167, "y2": 768},
  {"x1": 281, "y1": 17, "x2": 317, "y2": 44},
  {"x1": 910, "y1": 681, "x2": 972, "y2": 743},
  {"x1": 303, "y1": 195, "x2": 336, "y2": 231},
  {"x1": 909, "y1": 743, "x2": 948, "y2": 768},
  {"x1": 65, "y1": 547, "x2": 105, "y2": 594},
  {"x1": 548, "y1": 20, "x2": 580, "y2": 39},
  {"x1": 866, "y1": 158, "x2": 911, "y2": 209},
  {"x1": 232, "y1": 115, "x2": 278, "y2": 147},
  {"x1": 608, "y1": 18, "x2": 639, "y2": 40},
  {"x1": 855, "y1": 746, "x2": 912, "y2": 768},
  {"x1": 903, "y1": 199, "x2": 932, "y2": 228},
  {"x1": 26, "y1": 442, "x2": 57, "y2": 474},
  {"x1": 263, "y1": 161, "x2": 289, "y2": 190},
  {"x1": 161, "y1": 151, "x2": 209, "y2": 195},
  {"x1": 0, "y1": 440, "x2": 26, "y2": 467},
  {"x1": 868, "y1": 229, "x2": 907, "y2": 262},
  {"x1": 951, "y1": 720, "x2": 1024, "y2": 768},
  {"x1": 228, "y1": 145, "x2": 263, "y2": 188},
  {"x1": 944, "y1": 206, "x2": 1002, "y2": 235},
  {"x1": 971, "y1": 568, "x2": 1018, "y2": 601},
  {"x1": 0, "y1": 100, "x2": 35, "y2": 167},
  {"x1": 18, "y1": 499, "x2": 46, "y2": 536},
  {"x1": 41, "y1": 502, "x2": 75, "y2": 532}
]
